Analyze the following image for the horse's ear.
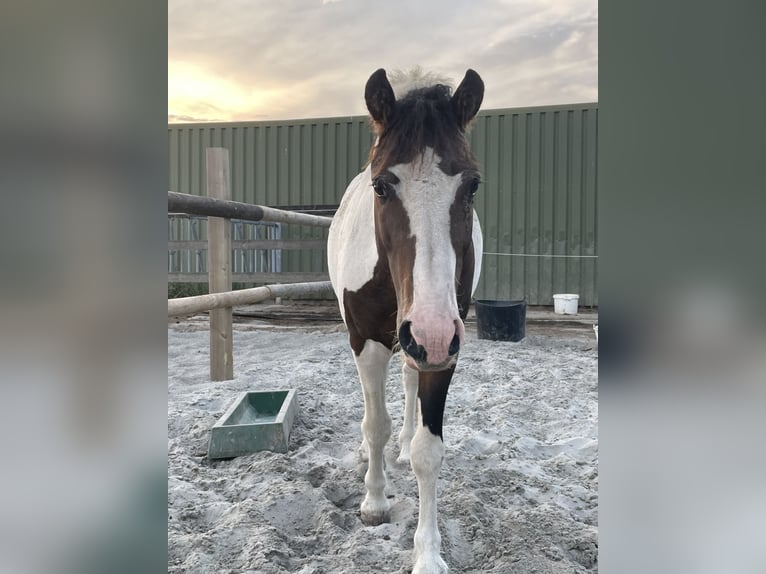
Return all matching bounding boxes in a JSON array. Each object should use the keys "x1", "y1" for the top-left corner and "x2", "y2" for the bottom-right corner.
[
  {"x1": 365, "y1": 68, "x2": 396, "y2": 129},
  {"x1": 452, "y1": 69, "x2": 484, "y2": 130}
]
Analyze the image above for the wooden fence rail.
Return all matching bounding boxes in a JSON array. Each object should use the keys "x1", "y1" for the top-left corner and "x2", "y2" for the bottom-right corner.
[
  {"x1": 168, "y1": 191, "x2": 333, "y2": 227},
  {"x1": 169, "y1": 272, "x2": 329, "y2": 284},
  {"x1": 168, "y1": 281, "x2": 334, "y2": 317},
  {"x1": 168, "y1": 148, "x2": 336, "y2": 381}
]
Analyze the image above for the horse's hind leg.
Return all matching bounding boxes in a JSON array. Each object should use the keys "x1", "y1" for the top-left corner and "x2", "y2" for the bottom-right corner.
[
  {"x1": 353, "y1": 339, "x2": 393, "y2": 525},
  {"x1": 397, "y1": 361, "x2": 418, "y2": 464}
]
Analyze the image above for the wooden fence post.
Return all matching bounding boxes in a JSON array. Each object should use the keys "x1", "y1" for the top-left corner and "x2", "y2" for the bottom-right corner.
[{"x1": 207, "y1": 148, "x2": 233, "y2": 381}]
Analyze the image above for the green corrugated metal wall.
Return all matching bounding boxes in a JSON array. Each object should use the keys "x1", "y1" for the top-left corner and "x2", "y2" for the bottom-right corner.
[
  {"x1": 168, "y1": 116, "x2": 374, "y2": 277},
  {"x1": 469, "y1": 104, "x2": 598, "y2": 306},
  {"x1": 168, "y1": 103, "x2": 598, "y2": 306}
]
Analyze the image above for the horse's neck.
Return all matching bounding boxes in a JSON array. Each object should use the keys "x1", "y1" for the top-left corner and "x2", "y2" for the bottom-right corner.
[{"x1": 327, "y1": 166, "x2": 379, "y2": 303}]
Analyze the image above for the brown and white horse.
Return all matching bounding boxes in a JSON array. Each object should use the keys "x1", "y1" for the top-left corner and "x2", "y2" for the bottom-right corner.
[{"x1": 328, "y1": 68, "x2": 484, "y2": 574}]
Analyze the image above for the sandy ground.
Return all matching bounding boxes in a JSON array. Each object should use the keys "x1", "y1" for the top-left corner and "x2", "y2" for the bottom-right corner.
[{"x1": 168, "y1": 310, "x2": 598, "y2": 573}]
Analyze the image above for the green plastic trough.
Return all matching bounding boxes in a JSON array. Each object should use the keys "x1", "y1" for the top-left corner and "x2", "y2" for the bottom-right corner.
[{"x1": 207, "y1": 390, "x2": 298, "y2": 459}]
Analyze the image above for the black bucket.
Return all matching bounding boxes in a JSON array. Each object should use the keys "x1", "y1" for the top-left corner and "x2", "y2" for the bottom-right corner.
[{"x1": 475, "y1": 299, "x2": 527, "y2": 342}]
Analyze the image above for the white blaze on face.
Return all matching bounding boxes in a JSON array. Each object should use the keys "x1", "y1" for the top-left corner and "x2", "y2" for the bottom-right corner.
[{"x1": 389, "y1": 148, "x2": 465, "y2": 366}]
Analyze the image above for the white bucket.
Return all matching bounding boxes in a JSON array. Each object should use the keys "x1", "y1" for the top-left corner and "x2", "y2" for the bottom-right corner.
[{"x1": 553, "y1": 293, "x2": 579, "y2": 315}]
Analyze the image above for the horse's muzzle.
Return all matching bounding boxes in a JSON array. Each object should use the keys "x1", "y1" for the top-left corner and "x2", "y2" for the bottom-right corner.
[{"x1": 398, "y1": 320, "x2": 460, "y2": 371}]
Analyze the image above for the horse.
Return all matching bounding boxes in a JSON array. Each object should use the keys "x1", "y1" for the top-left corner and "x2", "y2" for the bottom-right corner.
[{"x1": 327, "y1": 68, "x2": 484, "y2": 574}]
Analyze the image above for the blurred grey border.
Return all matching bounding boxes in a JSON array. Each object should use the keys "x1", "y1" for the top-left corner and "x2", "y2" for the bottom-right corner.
[
  {"x1": 601, "y1": 1, "x2": 765, "y2": 573},
  {"x1": 2, "y1": 0, "x2": 764, "y2": 573},
  {"x1": 0, "y1": 2, "x2": 167, "y2": 573}
]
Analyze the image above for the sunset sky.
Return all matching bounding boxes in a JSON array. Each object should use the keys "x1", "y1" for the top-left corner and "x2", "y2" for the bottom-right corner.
[{"x1": 168, "y1": 0, "x2": 597, "y2": 123}]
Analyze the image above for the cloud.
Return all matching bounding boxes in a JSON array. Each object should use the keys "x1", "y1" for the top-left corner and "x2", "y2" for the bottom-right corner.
[
  {"x1": 168, "y1": 0, "x2": 597, "y2": 121},
  {"x1": 168, "y1": 114, "x2": 216, "y2": 123}
]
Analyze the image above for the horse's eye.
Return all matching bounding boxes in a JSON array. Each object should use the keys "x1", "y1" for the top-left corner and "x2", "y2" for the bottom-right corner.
[
  {"x1": 468, "y1": 177, "x2": 480, "y2": 197},
  {"x1": 373, "y1": 178, "x2": 390, "y2": 200}
]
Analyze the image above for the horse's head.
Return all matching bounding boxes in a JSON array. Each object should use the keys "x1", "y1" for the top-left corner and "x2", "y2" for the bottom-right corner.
[{"x1": 364, "y1": 68, "x2": 484, "y2": 371}]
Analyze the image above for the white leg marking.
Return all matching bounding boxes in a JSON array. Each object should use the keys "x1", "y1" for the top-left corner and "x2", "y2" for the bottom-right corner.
[
  {"x1": 353, "y1": 339, "x2": 393, "y2": 526},
  {"x1": 397, "y1": 361, "x2": 419, "y2": 464},
  {"x1": 410, "y1": 425, "x2": 448, "y2": 574}
]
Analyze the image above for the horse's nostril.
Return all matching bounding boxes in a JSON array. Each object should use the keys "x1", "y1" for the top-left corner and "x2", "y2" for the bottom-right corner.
[
  {"x1": 448, "y1": 333, "x2": 460, "y2": 356},
  {"x1": 398, "y1": 320, "x2": 412, "y2": 344},
  {"x1": 398, "y1": 321, "x2": 427, "y2": 362}
]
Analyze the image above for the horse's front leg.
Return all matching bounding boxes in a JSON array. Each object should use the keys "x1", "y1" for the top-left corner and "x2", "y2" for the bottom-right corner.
[
  {"x1": 410, "y1": 368, "x2": 453, "y2": 574},
  {"x1": 397, "y1": 361, "x2": 419, "y2": 464},
  {"x1": 353, "y1": 339, "x2": 393, "y2": 526}
]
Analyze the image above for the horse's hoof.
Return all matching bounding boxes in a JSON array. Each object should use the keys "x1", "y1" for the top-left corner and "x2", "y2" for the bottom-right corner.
[
  {"x1": 360, "y1": 498, "x2": 390, "y2": 526},
  {"x1": 360, "y1": 508, "x2": 390, "y2": 526},
  {"x1": 412, "y1": 555, "x2": 448, "y2": 574}
]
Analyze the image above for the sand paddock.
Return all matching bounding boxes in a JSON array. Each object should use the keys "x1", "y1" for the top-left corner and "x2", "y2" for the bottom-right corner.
[{"x1": 168, "y1": 311, "x2": 597, "y2": 573}]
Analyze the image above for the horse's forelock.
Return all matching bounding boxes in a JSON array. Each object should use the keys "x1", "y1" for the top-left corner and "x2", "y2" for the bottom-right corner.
[
  {"x1": 369, "y1": 82, "x2": 475, "y2": 176},
  {"x1": 388, "y1": 68, "x2": 453, "y2": 99}
]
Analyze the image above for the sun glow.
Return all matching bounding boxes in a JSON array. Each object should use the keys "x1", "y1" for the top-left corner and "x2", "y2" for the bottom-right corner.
[{"x1": 168, "y1": 62, "x2": 291, "y2": 122}]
